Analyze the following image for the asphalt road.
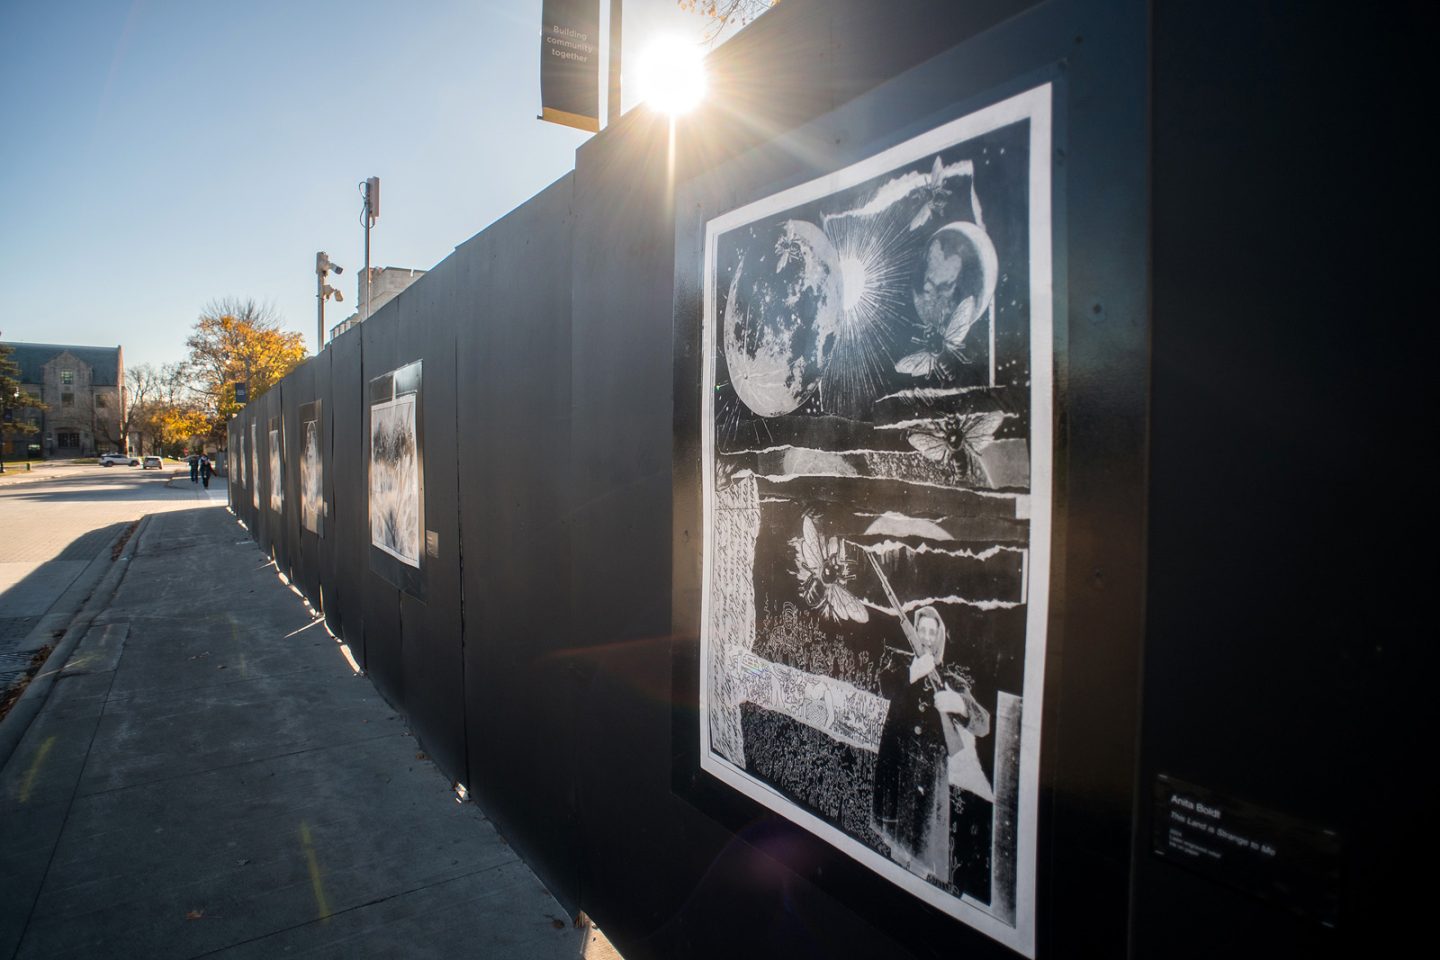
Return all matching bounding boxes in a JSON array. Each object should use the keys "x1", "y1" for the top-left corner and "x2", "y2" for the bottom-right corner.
[{"x1": 0, "y1": 464, "x2": 223, "y2": 687}]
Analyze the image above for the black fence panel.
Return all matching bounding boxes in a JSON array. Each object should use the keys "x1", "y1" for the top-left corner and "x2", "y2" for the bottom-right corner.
[
  {"x1": 281, "y1": 358, "x2": 313, "y2": 591},
  {"x1": 455, "y1": 177, "x2": 583, "y2": 906},
  {"x1": 233, "y1": 404, "x2": 258, "y2": 538},
  {"x1": 327, "y1": 326, "x2": 367, "y2": 661},
  {"x1": 393, "y1": 257, "x2": 468, "y2": 786},
  {"x1": 665, "y1": 3, "x2": 1147, "y2": 957},
  {"x1": 358, "y1": 305, "x2": 407, "y2": 706},
  {"x1": 1133, "y1": 3, "x2": 1415, "y2": 959},
  {"x1": 566, "y1": 110, "x2": 681, "y2": 926},
  {"x1": 285, "y1": 353, "x2": 322, "y2": 609},
  {"x1": 310, "y1": 346, "x2": 335, "y2": 619},
  {"x1": 256, "y1": 385, "x2": 282, "y2": 561}
]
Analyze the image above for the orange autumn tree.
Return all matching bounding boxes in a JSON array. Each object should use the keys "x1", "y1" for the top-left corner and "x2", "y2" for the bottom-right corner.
[
  {"x1": 185, "y1": 298, "x2": 307, "y2": 442},
  {"x1": 157, "y1": 406, "x2": 213, "y2": 452},
  {"x1": 678, "y1": 0, "x2": 777, "y2": 38}
]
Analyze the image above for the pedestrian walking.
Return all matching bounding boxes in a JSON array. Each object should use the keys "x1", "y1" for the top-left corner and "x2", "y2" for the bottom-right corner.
[
  {"x1": 189, "y1": 453, "x2": 199, "y2": 483},
  {"x1": 200, "y1": 455, "x2": 213, "y2": 489}
]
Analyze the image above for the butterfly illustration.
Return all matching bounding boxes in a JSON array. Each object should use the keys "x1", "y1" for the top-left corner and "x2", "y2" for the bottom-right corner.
[
  {"x1": 791, "y1": 515, "x2": 870, "y2": 623},
  {"x1": 896, "y1": 220, "x2": 999, "y2": 380},
  {"x1": 906, "y1": 411, "x2": 1006, "y2": 486},
  {"x1": 895, "y1": 301, "x2": 981, "y2": 379},
  {"x1": 908, "y1": 157, "x2": 952, "y2": 232}
]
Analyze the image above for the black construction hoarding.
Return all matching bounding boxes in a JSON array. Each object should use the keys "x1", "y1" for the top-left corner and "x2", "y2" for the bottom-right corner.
[{"x1": 540, "y1": 0, "x2": 600, "y2": 132}]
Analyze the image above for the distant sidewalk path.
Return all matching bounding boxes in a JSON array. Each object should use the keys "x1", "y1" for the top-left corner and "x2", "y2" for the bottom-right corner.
[
  {"x1": 0, "y1": 505, "x2": 581, "y2": 960},
  {"x1": 0, "y1": 470, "x2": 226, "y2": 697}
]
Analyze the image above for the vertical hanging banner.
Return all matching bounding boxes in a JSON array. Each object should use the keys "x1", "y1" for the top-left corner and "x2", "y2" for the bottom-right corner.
[{"x1": 540, "y1": 0, "x2": 600, "y2": 132}]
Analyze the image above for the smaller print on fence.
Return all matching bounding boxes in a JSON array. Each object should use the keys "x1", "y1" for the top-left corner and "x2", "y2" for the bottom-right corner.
[
  {"x1": 368, "y1": 361, "x2": 422, "y2": 569},
  {"x1": 268, "y1": 416, "x2": 284, "y2": 513},
  {"x1": 300, "y1": 400, "x2": 323, "y2": 536}
]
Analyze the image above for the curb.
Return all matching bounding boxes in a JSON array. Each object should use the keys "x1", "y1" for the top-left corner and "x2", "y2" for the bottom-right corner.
[
  {"x1": 0, "y1": 470, "x2": 61, "y2": 487},
  {"x1": 0, "y1": 514, "x2": 151, "y2": 770},
  {"x1": 12, "y1": 530, "x2": 127, "y2": 658}
]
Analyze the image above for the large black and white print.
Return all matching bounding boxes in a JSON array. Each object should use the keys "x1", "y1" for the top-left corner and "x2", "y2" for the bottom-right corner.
[
  {"x1": 300, "y1": 401, "x2": 322, "y2": 536},
  {"x1": 700, "y1": 84, "x2": 1052, "y2": 955},
  {"x1": 369, "y1": 362, "x2": 421, "y2": 567},
  {"x1": 268, "y1": 417, "x2": 284, "y2": 513}
]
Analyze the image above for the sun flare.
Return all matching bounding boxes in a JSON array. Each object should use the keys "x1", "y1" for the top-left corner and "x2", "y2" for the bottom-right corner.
[
  {"x1": 839, "y1": 255, "x2": 868, "y2": 311},
  {"x1": 637, "y1": 36, "x2": 707, "y2": 116}
]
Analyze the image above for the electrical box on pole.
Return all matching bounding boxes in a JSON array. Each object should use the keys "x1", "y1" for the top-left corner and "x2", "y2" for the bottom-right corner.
[{"x1": 364, "y1": 177, "x2": 380, "y2": 221}]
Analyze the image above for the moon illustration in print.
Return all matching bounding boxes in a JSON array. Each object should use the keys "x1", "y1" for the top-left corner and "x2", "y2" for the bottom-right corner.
[{"x1": 723, "y1": 219, "x2": 844, "y2": 417}]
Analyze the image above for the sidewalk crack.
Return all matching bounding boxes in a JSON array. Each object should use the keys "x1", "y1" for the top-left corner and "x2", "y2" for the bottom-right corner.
[{"x1": 179, "y1": 859, "x2": 527, "y2": 959}]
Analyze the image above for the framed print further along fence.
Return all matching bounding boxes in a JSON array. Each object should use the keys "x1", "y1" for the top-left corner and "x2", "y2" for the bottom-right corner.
[
  {"x1": 697, "y1": 83, "x2": 1053, "y2": 956},
  {"x1": 367, "y1": 360, "x2": 425, "y2": 598}
]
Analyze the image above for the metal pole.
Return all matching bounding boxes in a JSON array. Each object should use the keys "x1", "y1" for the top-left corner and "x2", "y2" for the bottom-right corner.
[
  {"x1": 364, "y1": 220, "x2": 372, "y2": 321},
  {"x1": 608, "y1": 0, "x2": 623, "y2": 126},
  {"x1": 316, "y1": 262, "x2": 325, "y2": 353}
]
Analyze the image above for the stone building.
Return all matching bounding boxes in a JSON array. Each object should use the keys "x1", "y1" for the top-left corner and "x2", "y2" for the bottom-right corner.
[
  {"x1": 328, "y1": 266, "x2": 426, "y2": 341},
  {"x1": 0, "y1": 341, "x2": 126, "y2": 459}
]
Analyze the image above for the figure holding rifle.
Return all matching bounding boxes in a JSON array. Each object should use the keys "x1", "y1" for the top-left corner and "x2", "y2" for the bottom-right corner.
[{"x1": 865, "y1": 551, "x2": 990, "y2": 884}]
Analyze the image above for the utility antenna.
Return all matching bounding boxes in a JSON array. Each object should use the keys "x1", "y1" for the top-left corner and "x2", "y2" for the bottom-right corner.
[{"x1": 360, "y1": 177, "x2": 380, "y2": 320}]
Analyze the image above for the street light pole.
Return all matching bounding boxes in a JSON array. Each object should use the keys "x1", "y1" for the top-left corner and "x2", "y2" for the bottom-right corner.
[
  {"x1": 609, "y1": 0, "x2": 623, "y2": 126},
  {"x1": 315, "y1": 252, "x2": 344, "y2": 351},
  {"x1": 316, "y1": 258, "x2": 324, "y2": 352}
]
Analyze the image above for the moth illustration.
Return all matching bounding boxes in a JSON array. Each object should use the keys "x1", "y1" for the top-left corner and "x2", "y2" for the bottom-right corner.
[
  {"x1": 908, "y1": 157, "x2": 953, "y2": 232},
  {"x1": 897, "y1": 220, "x2": 999, "y2": 380},
  {"x1": 906, "y1": 410, "x2": 1006, "y2": 486},
  {"x1": 791, "y1": 515, "x2": 870, "y2": 623}
]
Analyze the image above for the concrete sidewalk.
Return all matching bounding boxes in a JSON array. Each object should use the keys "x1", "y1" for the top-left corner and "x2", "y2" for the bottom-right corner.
[{"x1": 0, "y1": 504, "x2": 582, "y2": 959}]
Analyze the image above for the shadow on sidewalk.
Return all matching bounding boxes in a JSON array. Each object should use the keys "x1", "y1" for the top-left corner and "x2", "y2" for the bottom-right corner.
[{"x1": 0, "y1": 505, "x2": 581, "y2": 960}]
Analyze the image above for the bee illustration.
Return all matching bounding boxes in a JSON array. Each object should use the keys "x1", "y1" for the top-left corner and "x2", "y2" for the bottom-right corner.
[
  {"x1": 906, "y1": 411, "x2": 1006, "y2": 486},
  {"x1": 908, "y1": 157, "x2": 953, "y2": 232},
  {"x1": 774, "y1": 222, "x2": 807, "y2": 272},
  {"x1": 791, "y1": 515, "x2": 870, "y2": 624},
  {"x1": 896, "y1": 220, "x2": 998, "y2": 380}
]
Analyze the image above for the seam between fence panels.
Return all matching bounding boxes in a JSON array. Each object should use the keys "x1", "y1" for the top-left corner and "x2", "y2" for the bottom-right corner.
[{"x1": 453, "y1": 342, "x2": 472, "y2": 794}]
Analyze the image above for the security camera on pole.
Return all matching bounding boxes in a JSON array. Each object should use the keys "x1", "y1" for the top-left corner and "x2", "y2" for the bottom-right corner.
[
  {"x1": 316, "y1": 251, "x2": 344, "y2": 352},
  {"x1": 359, "y1": 177, "x2": 379, "y2": 321}
]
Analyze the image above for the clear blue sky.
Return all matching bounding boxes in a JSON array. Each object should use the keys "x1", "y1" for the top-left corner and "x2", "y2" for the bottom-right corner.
[{"x1": 0, "y1": 0, "x2": 727, "y2": 369}]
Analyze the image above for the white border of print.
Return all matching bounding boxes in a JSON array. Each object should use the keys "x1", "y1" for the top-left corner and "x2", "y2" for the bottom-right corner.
[{"x1": 698, "y1": 83, "x2": 1053, "y2": 958}]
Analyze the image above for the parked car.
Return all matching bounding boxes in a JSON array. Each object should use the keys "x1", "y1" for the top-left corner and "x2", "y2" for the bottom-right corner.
[
  {"x1": 141, "y1": 456, "x2": 163, "y2": 470},
  {"x1": 99, "y1": 452, "x2": 139, "y2": 467}
]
